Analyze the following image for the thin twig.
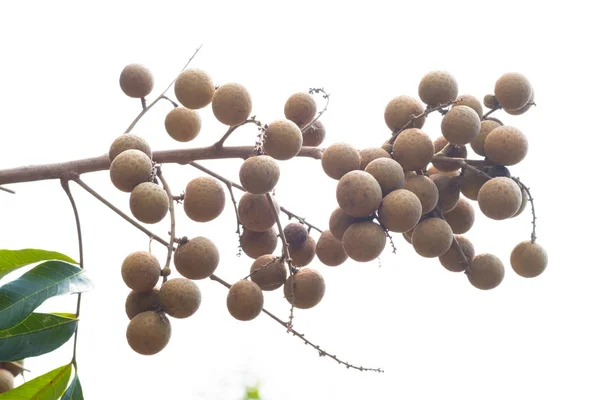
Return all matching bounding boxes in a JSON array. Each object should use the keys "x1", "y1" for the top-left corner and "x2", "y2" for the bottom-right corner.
[
  {"x1": 481, "y1": 105, "x2": 501, "y2": 120},
  {"x1": 279, "y1": 207, "x2": 323, "y2": 233},
  {"x1": 431, "y1": 206, "x2": 472, "y2": 274},
  {"x1": 301, "y1": 88, "x2": 330, "y2": 133},
  {"x1": 0, "y1": 186, "x2": 15, "y2": 194},
  {"x1": 157, "y1": 166, "x2": 175, "y2": 282},
  {"x1": 374, "y1": 215, "x2": 397, "y2": 254},
  {"x1": 387, "y1": 99, "x2": 457, "y2": 145},
  {"x1": 212, "y1": 116, "x2": 264, "y2": 148},
  {"x1": 512, "y1": 177, "x2": 537, "y2": 243}
]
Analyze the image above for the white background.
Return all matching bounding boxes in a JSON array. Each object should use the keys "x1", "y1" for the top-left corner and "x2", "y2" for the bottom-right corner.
[{"x1": 0, "y1": 1, "x2": 598, "y2": 399}]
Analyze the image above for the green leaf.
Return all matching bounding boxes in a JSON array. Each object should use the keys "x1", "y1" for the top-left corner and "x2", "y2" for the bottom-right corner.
[
  {"x1": 0, "y1": 249, "x2": 78, "y2": 280},
  {"x1": 0, "y1": 363, "x2": 72, "y2": 399},
  {"x1": 0, "y1": 261, "x2": 93, "y2": 330},
  {"x1": 60, "y1": 373, "x2": 83, "y2": 400},
  {"x1": 0, "y1": 313, "x2": 78, "y2": 361}
]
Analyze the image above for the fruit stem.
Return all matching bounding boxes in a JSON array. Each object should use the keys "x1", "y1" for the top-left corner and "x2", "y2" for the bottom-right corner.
[
  {"x1": 301, "y1": 88, "x2": 330, "y2": 134},
  {"x1": 512, "y1": 177, "x2": 537, "y2": 243},
  {"x1": 212, "y1": 117, "x2": 265, "y2": 148},
  {"x1": 157, "y1": 166, "x2": 176, "y2": 283}
]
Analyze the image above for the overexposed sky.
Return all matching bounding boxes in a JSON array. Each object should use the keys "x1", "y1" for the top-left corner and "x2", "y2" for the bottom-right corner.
[{"x1": 1, "y1": 1, "x2": 599, "y2": 399}]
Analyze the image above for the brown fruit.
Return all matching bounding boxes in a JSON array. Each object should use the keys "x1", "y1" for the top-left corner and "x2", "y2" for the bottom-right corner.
[
  {"x1": 109, "y1": 149, "x2": 153, "y2": 193},
  {"x1": 129, "y1": 182, "x2": 169, "y2": 224},
  {"x1": 403, "y1": 231, "x2": 413, "y2": 244},
  {"x1": 342, "y1": 221, "x2": 387, "y2": 262},
  {"x1": 240, "y1": 227, "x2": 278, "y2": 259},
  {"x1": 174, "y1": 68, "x2": 215, "y2": 109},
  {"x1": 392, "y1": 128, "x2": 434, "y2": 170},
  {"x1": 359, "y1": 147, "x2": 391, "y2": 170},
  {"x1": 441, "y1": 105, "x2": 481, "y2": 145},
  {"x1": 284, "y1": 92, "x2": 317, "y2": 127},
  {"x1": 0, "y1": 369, "x2": 14, "y2": 393},
  {"x1": 158, "y1": 278, "x2": 201, "y2": 319},
  {"x1": 365, "y1": 158, "x2": 405, "y2": 196},
  {"x1": 443, "y1": 197, "x2": 475, "y2": 234},
  {"x1": 125, "y1": 288, "x2": 161, "y2": 320},
  {"x1": 120, "y1": 64, "x2": 153, "y2": 98},
  {"x1": 238, "y1": 193, "x2": 280, "y2": 232},
  {"x1": 403, "y1": 175, "x2": 439, "y2": 215},
  {"x1": 329, "y1": 207, "x2": 364, "y2": 241},
  {"x1": 302, "y1": 119, "x2": 326, "y2": 146},
  {"x1": 212, "y1": 83, "x2": 252, "y2": 126},
  {"x1": 384, "y1": 95, "x2": 426, "y2": 131},
  {"x1": 336, "y1": 170, "x2": 383, "y2": 218},
  {"x1": 439, "y1": 235, "x2": 475, "y2": 272},
  {"x1": 174, "y1": 236, "x2": 220, "y2": 280},
  {"x1": 109, "y1": 134, "x2": 152, "y2": 162},
  {"x1": 321, "y1": 142, "x2": 361, "y2": 180},
  {"x1": 121, "y1": 251, "x2": 161, "y2": 292},
  {"x1": 0, "y1": 360, "x2": 24, "y2": 377},
  {"x1": 510, "y1": 241, "x2": 548, "y2": 278},
  {"x1": 239, "y1": 155, "x2": 280, "y2": 194},
  {"x1": 164, "y1": 106, "x2": 201, "y2": 142},
  {"x1": 316, "y1": 230, "x2": 348, "y2": 267},
  {"x1": 432, "y1": 144, "x2": 468, "y2": 172},
  {"x1": 284, "y1": 268, "x2": 325, "y2": 309},
  {"x1": 433, "y1": 136, "x2": 449, "y2": 153},
  {"x1": 468, "y1": 253, "x2": 505, "y2": 290},
  {"x1": 477, "y1": 177, "x2": 522, "y2": 220},
  {"x1": 483, "y1": 94, "x2": 499, "y2": 109},
  {"x1": 505, "y1": 89, "x2": 535, "y2": 115},
  {"x1": 411, "y1": 218, "x2": 453, "y2": 258},
  {"x1": 431, "y1": 175, "x2": 461, "y2": 212},
  {"x1": 263, "y1": 119, "x2": 303, "y2": 160},
  {"x1": 512, "y1": 186, "x2": 529, "y2": 218},
  {"x1": 289, "y1": 235, "x2": 317, "y2": 267},
  {"x1": 453, "y1": 94, "x2": 483, "y2": 118},
  {"x1": 460, "y1": 168, "x2": 487, "y2": 201},
  {"x1": 250, "y1": 255, "x2": 287, "y2": 291},
  {"x1": 126, "y1": 311, "x2": 171, "y2": 355},
  {"x1": 418, "y1": 70, "x2": 458, "y2": 106},
  {"x1": 378, "y1": 189, "x2": 422, "y2": 233},
  {"x1": 484, "y1": 126, "x2": 528, "y2": 166},
  {"x1": 284, "y1": 223, "x2": 308, "y2": 247},
  {"x1": 494, "y1": 72, "x2": 532, "y2": 111},
  {"x1": 183, "y1": 177, "x2": 226, "y2": 222},
  {"x1": 381, "y1": 141, "x2": 393, "y2": 154},
  {"x1": 227, "y1": 280, "x2": 264, "y2": 321},
  {"x1": 470, "y1": 120, "x2": 502, "y2": 157}
]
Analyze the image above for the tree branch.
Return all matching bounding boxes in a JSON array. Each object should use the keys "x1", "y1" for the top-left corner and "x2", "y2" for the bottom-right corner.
[{"x1": 157, "y1": 167, "x2": 176, "y2": 282}]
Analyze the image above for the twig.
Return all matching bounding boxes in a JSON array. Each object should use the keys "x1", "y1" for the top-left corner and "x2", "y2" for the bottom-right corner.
[
  {"x1": 431, "y1": 206, "x2": 472, "y2": 274},
  {"x1": 374, "y1": 215, "x2": 397, "y2": 254},
  {"x1": 0, "y1": 186, "x2": 15, "y2": 194},
  {"x1": 279, "y1": 207, "x2": 323, "y2": 233},
  {"x1": 212, "y1": 116, "x2": 264, "y2": 148},
  {"x1": 387, "y1": 99, "x2": 457, "y2": 145},
  {"x1": 481, "y1": 105, "x2": 501, "y2": 120},
  {"x1": 512, "y1": 177, "x2": 537, "y2": 243},
  {"x1": 241, "y1": 257, "x2": 279, "y2": 281},
  {"x1": 301, "y1": 88, "x2": 330, "y2": 133},
  {"x1": 157, "y1": 166, "x2": 175, "y2": 282}
]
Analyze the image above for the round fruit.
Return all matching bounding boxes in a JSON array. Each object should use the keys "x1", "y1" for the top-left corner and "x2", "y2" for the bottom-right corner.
[
  {"x1": 431, "y1": 174, "x2": 461, "y2": 213},
  {"x1": 359, "y1": 147, "x2": 391, "y2": 170},
  {"x1": 392, "y1": 128, "x2": 434, "y2": 170},
  {"x1": 109, "y1": 134, "x2": 152, "y2": 162},
  {"x1": 125, "y1": 288, "x2": 161, "y2": 320},
  {"x1": 240, "y1": 227, "x2": 278, "y2": 259},
  {"x1": 365, "y1": 157, "x2": 405, "y2": 196},
  {"x1": 316, "y1": 230, "x2": 348, "y2": 267},
  {"x1": 129, "y1": 182, "x2": 169, "y2": 224},
  {"x1": 238, "y1": 193, "x2": 280, "y2": 232},
  {"x1": 505, "y1": 89, "x2": 535, "y2": 115},
  {"x1": 418, "y1": 70, "x2": 458, "y2": 106},
  {"x1": 110, "y1": 149, "x2": 153, "y2": 193},
  {"x1": 441, "y1": 105, "x2": 481, "y2": 145},
  {"x1": 121, "y1": 251, "x2": 161, "y2": 292},
  {"x1": 284, "y1": 92, "x2": 317, "y2": 127},
  {"x1": 174, "y1": 68, "x2": 215, "y2": 109},
  {"x1": 453, "y1": 94, "x2": 483, "y2": 118},
  {"x1": 239, "y1": 155, "x2": 280, "y2": 194},
  {"x1": 510, "y1": 241, "x2": 548, "y2": 278},
  {"x1": 250, "y1": 255, "x2": 287, "y2": 291},
  {"x1": 403, "y1": 175, "x2": 439, "y2": 215},
  {"x1": 126, "y1": 311, "x2": 171, "y2": 355},
  {"x1": 288, "y1": 235, "x2": 316, "y2": 267},
  {"x1": 263, "y1": 119, "x2": 303, "y2": 160},
  {"x1": 283, "y1": 268, "x2": 325, "y2": 309},
  {"x1": 164, "y1": 107, "x2": 201, "y2": 142},
  {"x1": 321, "y1": 142, "x2": 361, "y2": 180},
  {"x1": 484, "y1": 126, "x2": 528, "y2": 166},
  {"x1": 183, "y1": 176, "x2": 226, "y2": 222},
  {"x1": 174, "y1": 236, "x2": 220, "y2": 280},
  {"x1": 411, "y1": 218, "x2": 453, "y2": 258},
  {"x1": 483, "y1": 94, "x2": 499, "y2": 109},
  {"x1": 302, "y1": 119, "x2": 326, "y2": 146},
  {"x1": 158, "y1": 278, "x2": 201, "y2": 319},
  {"x1": 212, "y1": 83, "x2": 252, "y2": 126},
  {"x1": 378, "y1": 189, "x2": 422, "y2": 233},
  {"x1": 494, "y1": 72, "x2": 532, "y2": 111},
  {"x1": 0, "y1": 369, "x2": 14, "y2": 393},
  {"x1": 284, "y1": 223, "x2": 308, "y2": 247},
  {"x1": 119, "y1": 64, "x2": 153, "y2": 98},
  {"x1": 329, "y1": 207, "x2": 364, "y2": 241},
  {"x1": 460, "y1": 168, "x2": 487, "y2": 201},
  {"x1": 227, "y1": 280, "x2": 264, "y2": 321},
  {"x1": 384, "y1": 95, "x2": 426, "y2": 131},
  {"x1": 342, "y1": 221, "x2": 387, "y2": 262},
  {"x1": 477, "y1": 177, "x2": 522, "y2": 220},
  {"x1": 512, "y1": 186, "x2": 529, "y2": 218},
  {"x1": 336, "y1": 170, "x2": 383, "y2": 218},
  {"x1": 470, "y1": 120, "x2": 502, "y2": 157},
  {"x1": 468, "y1": 253, "x2": 505, "y2": 290},
  {"x1": 439, "y1": 235, "x2": 475, "y2": 272},
  {"x1": 443, "y1": 197, "x2": 475, "y2": 234}
]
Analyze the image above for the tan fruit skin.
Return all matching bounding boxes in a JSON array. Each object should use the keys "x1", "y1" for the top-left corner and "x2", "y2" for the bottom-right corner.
[
  {"x1": 359, "y1": 148, "x2": 391, "y2": 170},
  {"x1": 109, "y1": 149, "x2": 153, "y2": 193},
  {"x1": 441, "y1": 105, "x2": 481, "y2": 145},
  {"x1": 212, "y1": 83, "x2": 252, "y2": 126},
  {"x1": 129, "y1": 182, "x2": 169, "y2": 224},
  {"x1": 284, "y1": 268, "x2": 325, "y2": 309},
  {"x1": 439, "y1": 235, "x2": 475, "y2": 272},
  {"x1": 411, "y1": 218, "x2": 453, "y2": 258},
  {"x1": 239, "y1": 155, "x2": 280, "y2": 194},
  {"x1": 403, "y1": 175, "x2": 439, "y2": 215},
  {"x1": 443, "y1": 198, "x2": 475, "y2": 234},
  {"x1": 468, "y1": 253, "x2": 505, "y2": 290},
  {"x1": 174, "y1": 236, "x2": 220, "y2": 280},
  {"x1": 336, "y1": 170, "x2": 383, "y2": 218},
  {"x1": 321, "y1": 142, "x2": 361, "y2": 180},
  {"x1": 120, "y1": 64, "x2": 153, "y2": 98},
  {"x1": 453, "y1": 94, "x2": 483, "y2": 118},
  {"x1": 418, "y1": 70, "x2": 458, "y2": 106},
  {"x1": 470, "y1": 120, "x2": 501, "y2": 157},
  {"x1": 384, "y1": 95, "x2": 426, "y2": 131},
  {"x1": 238, "y1": 193, "x2": 279, "y2": 232},
  {"x1": 0, "y1": 369, "x2": 15, "y2": 393},
  {"x1": 302, "y1": 119, "x2": 326, "y2": 146},
  {"x1": 263, "y1": 120, "x2": 303, "y2": 160},
  {"x1": 183, "y1": 177, "x2": 226, "y2": 222},
  {"x1": 284, "y1": 92, "x2": 317, "y2": 127},
  {"x1": 164, "y1": 107, "x2": 201, "y2": 142},
  {"x1": 227, "y1": 280, "x2": 264, "y2": 321},
  {"x1": 431, "y1": 175, "x2": 461, "y2": 213},
  {"x1": 494, "y1": 72, "x2": 532, "y2": 111},
  {"x1": 477, "y1": 177, "x2": 522, "y2": 220},
  {"x1": 159, "y1": 278, "x2": 201, "y2": 319},
  {"x1": 126, "y1": 311, "x2": 171, "y2": 355},
  {"x1": 316, "y1": 230, "x2": 348, "y2": 267},
  {"x1": 433, "y1": 136, "x2": 448, "y2": 153},
  {"x1": 329, "y1": 207, "x2": 363, "y2": 241},
  {"x1": 342, "y1": 221, "x2": 387, "y2": 262},
  {"x1": 125, "y1": 288, "x2": 160, "y2": 320},
  {"x1": 484, "y1": 126, "x2": 528, "y2": 166},
  {"x1": 392, "y1": 128, "x2": 434, "y2": 170},
  {"x1": 250, "y1": 255, "x2": 287, "y2": 291},
  {"x1": 460, "y1": 169, "x2": 487, "y2": 201},
  {"x1": 284, "y1": 223, "x2": 308, "y2": 247},
  {"x1": 109, "y1": 134, "x2": 152, "y2": 162},
  {"x1": 505, "y1": 89, "x2": 535, "y2": 115},
  {"x1": 174, "y1": 69, "x2": 215, "y2": 109},
  {"x1": 364, "y1": 157, "x2": 405, "y2": 196},
  {"x1": 511, "y1": 186, "x2": 529, "y2": 218},
  {"x1": 241, "y1": 227, "x2": 278, "y2": 259},
  {"x1": 121, "y1": 251, "x2": 161, "y2": 292},
  {"x1": 378, "y1": 189, "x2": 422, "y2": 233},
  {"x1": 510, "y1": 241, "x2": 548, "y2": 278},
  {"x1": 289, "y1": 235, "x2": 316, "y2": 267}
]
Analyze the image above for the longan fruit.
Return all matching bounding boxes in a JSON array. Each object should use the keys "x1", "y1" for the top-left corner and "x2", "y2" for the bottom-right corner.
[
  {"x1": 432, "y1": 144, "x2": 467, "y2": 172},
  {"x1": 431, "y1": 175, "x2": 461, "y2": 213},
  {"x1": 284, "y1": 268, "x2": 325, "y2": 309},
  {"x1": 336, "y1": 170, "x2": 383, "y2": 218},
  {"x1": 392, "y1": 128, "x2": 434, "y2": 170},
  {"x1": 174, "y1": 236, "x2": 220, "y2": 280},
  {"x1": 439, "y1": 235, "x2": 475, "y2": 272},
  {"x1": 470, "y1": 119, "x2": 502, "y2": 157},
  {"x1": 238, "y1": 193, "x2": 280, "y2": 232},
  {"x1": 164, "y1": 106, "x2": 201, "y2": 142},
  {"x1": 433, "y1": 136, "x2": 449, "y2": 153},
  {"x1": 227, "y1": 280, "x2": 264, "y2": 321},
  {"x1": 250, "y1": 255, "x2": 287, "y2": 291},
  {"x1": 418, "y1": 70, "x2": 458, "y2": 106},
  {"x1": 477, "y1": 177, "x2": 522, "y2": 220},
  {"x1": 505, "y1": 89, "x2": 535, "y2": 115},
  {"x1": 240, "y1": 227, "x2": 278, "y2": 259},
  {"x1": 125, "y1": 288, "x2": 160, "y2": 320},
  {"x1": 316, "y1": 230, "x2": 348, "y2": 267},
  {"x1": 378, "y1": 189, "x2": 422, "y2": 233},
  {"x1": 284, "y1": 223, "x2": 308, "y2": 247},
  {"x1": 510, "y1": 241, "x2": 548, "y2": 278},
  {"x1": 212, "y1": 83, "x2": 253, "y2": 126},
  {"x1": 174, "y1": 68, "x2": 215, "y2": 109},
  {"x1": 158, "y1": 278, "x2": 201, "y2": 319},
  {"x1": 126, "y1": 311, "x2": 171, "y2": 355},
  {"x1": 110, "y1": 149, "x2": 153, "y2": 193},
  {"x1": 494, "y1": 72, "x2": 532, "y2": 111},
  {"x1": 384, "y1": 95, "x2": 426, "y2": 131},
  {"x1": 443, "y1": 197, "x2": 475, "y2": 234},
  {"x1": 183, "y1": 176, "x2": 226, "y2": 222},
  {"x1": 129, "y1": 182, "x2": 169, "y2": 224},
  {"x1": 403, "y1": 175, "x2": 439, "y2": 215},
  {"x1": 302, "y1": 119, "x2": 326, "y2": 146},
  {"x1": 284, "y1": 92, "x2": 317, "y2": 127},
  {"x1": 0, "y1": 360, "x2": 24, "y2": 377},
  {"x1": 484, "y1": 126, "x2": 528, "y2": 166},
  {"x1": 109, "y1": 134, "x2": 152, "y2": 162},
  {"x1": 321, "y1": 142, "x2": 361, "y2": 180},
  {"x1": 329, "y1": 207, "x2": 364, "y2": 241},
  {"x1": 467, "y1": 253, "x2": 505, "y2": 290},
  {"x1": 359, "y1": 147, "x2": 391, "y2": 170},
  {"x1": 121, "y1": 251, "x2": 161, "y2": 292},
  {"x1": 512, "y1": 186, "x2": 529, "y2": 218},
  {"x1": 0, "y1": 369, "x2": 14, "y2": 393},
  {"x1": 364, "y1": 157, "x2": 405, "y2": 196},
  {"x1": 289, "y1": 235, "x2": 316, "y2": 267},
  {"x1": 441, "y1": 105, "x2": 481, "y2": 145},
  {"x1": 459, "y1": 168, "x2": 488, "y2": 201},
  {"x1": 381, "y1": 140, "x2": 393, "y2": 154},
  {"x1": 403, "y1": 231, "x2": 413, "y2": 244},
  {"x1": 342, "y1": 221, "x2": 387, "y2": 262},
  {"x1": 411, "y1": 218, "x2": 453, "y2": 258},
  {"x1": 483, "y1": 94, "x2": 499, "y2": 109},
  {"x1": 239, "y1": 155, "x2": 280, "y2": 194},
  {"x1": 120, "y1": 64, "x2": 153, "y2": 98},
  {"x1": 263, "y1": 119, "x2": 303, "y2": 160},
  {"x1": 453, "y1": 94, "x2": 483, "y2": 118}
]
